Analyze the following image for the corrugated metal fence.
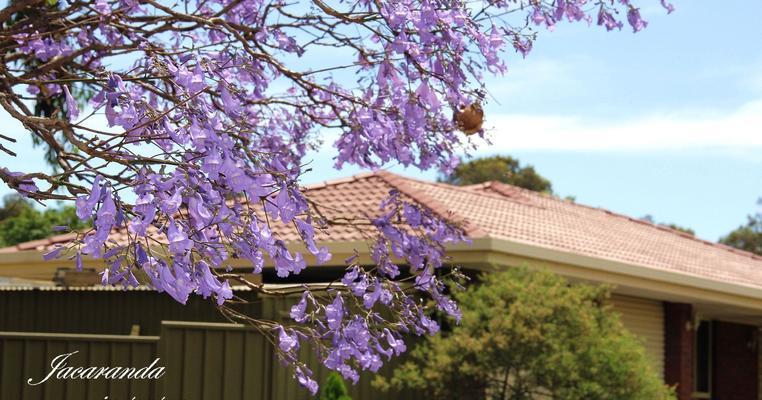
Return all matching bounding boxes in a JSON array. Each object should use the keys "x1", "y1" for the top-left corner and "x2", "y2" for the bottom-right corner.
[{"x1": 0, "y1": 321, "x2": 415, "y2": 400}]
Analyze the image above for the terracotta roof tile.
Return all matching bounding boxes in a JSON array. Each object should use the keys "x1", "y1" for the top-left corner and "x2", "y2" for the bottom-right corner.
[{"x1": 3, "y1": 172, "x2": 762, "y2": 290}]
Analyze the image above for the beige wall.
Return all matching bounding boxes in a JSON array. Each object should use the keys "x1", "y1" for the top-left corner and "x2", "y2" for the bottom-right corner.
[{"x1": 610, "y1": 294, "x2": 665, "y2": 378}]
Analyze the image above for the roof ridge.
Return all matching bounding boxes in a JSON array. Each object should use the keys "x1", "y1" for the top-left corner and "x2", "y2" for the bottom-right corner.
[
  {"x1": 301, "y1": 171, "x2": 379, "y2": 190},
  {"x1": 488, "y1": 181, "x2": 551, "y2": 196},
  {"x1": 373, "y1": 171, "x2": 488, "y2": 238},
  {"x1": 411, "y1": 178, "x2": 548, "y2": 207}
]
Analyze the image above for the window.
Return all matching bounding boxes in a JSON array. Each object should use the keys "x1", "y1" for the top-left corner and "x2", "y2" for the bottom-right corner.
[{"x1": 693, "y1": 320, "x2": 712, "y2": 398}]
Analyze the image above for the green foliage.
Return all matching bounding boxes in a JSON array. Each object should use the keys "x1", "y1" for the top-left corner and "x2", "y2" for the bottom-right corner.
[
  {"x1": 663, "y1": 223, "x2": 695, "y2": 236},
  {"x1": 440, "y1": 155, "x2": 553, "y2": 193},
  {"x1": 0, "y1": 194, "x2": 28, "y2": 221},
  {"x1": 0, "y1": 194, "x2": 88, "y2": 247},
  {"x1": 640, "y1": 215, "x2": 694, "y2": 236},
  {"x1": 318, "y1": 372, "x2": 352, "y2": 400},
  {"x1": 720, "y1": 209, "x2": 762, "y2": 256},
  {"x1": 378, "y1": 267, "x2": 674, "y2": 400}
]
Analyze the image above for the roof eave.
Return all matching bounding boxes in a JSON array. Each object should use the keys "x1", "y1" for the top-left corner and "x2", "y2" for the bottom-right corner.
[{"x1": 4, "y1": 238, "x2": 762, "y2": 312}]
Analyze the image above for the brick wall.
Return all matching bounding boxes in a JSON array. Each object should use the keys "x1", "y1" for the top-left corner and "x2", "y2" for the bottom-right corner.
[{"x1": 664, "y1": 302, "x2": 693, "y2": 400}]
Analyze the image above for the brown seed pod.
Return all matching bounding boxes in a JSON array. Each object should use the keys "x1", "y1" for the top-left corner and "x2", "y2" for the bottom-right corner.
[{"x1": 453, "y1": 103, "x2": 484, "y2": 135}]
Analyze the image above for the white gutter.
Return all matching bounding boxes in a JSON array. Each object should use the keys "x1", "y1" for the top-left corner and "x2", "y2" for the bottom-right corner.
[{"x1": 3, "y1": 237, "x2": 762, "y2": 308}]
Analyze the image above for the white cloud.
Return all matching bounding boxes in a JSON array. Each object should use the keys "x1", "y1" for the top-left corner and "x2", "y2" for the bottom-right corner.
[{"x1": 480, "y1": 99, "x2": 762, "y2": 152}]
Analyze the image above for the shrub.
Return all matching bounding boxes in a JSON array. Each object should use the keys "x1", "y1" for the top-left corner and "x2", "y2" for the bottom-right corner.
[
  {"x1": 377, "y1": 267, "x2": 674, "y2": 400},
  {"x1": 318, "y1": 372, "x2": 352, "y2": 400}
]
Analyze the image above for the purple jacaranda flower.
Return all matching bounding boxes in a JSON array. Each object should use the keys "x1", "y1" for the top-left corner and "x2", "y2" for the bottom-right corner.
[
  {"x1": 188, "y1": 194, "x2": 213, "y2": 229},
  {"x1": 272, "y1": 246, "x2": 306, "y2": 277},
  {"x1": 627, "y1": 7, "x2": 648, "y2": 32},
  {"x1": 96, "y1": 189, "x2": 117, "y2": 227},
  {"x1": 375, "y1": 342, "x2": 393, "y2": 360},
  {"x1": 513, "y1": 37, "x2": 533, "y2": 58},
  {"x1": 169, "y1": 62, "x2": 206, "y2": 93},
  {"x1": 419, "y1": 313, "x2": 440, "y2": 335},
  {"x1": 325, "y1": 294, "x2": 344, "y2": 331},
  {"x1": 63, "y1": 85, "x2": 79, "y2": 122},
  {"x1": 218, "y1": 83, "x2": 240, "y2": 116},
  {"x1": 661, "y1": 0, "x2": 675, "y2": 14},
  {"x1": 294, "y1": 367, "x2": 318, "y2": 395},
  {"x1": 2, "y1": 169, "x2": 39, "y2": 196},
  {"x1": 290, "y1": 292, "x2": 309, "y2": 323},
  {"x1": 128, "y1": 193, "x2": 156, "y2": 236},
  {"x1": 18, "y1": 179, "x2": 38, "y2": 195},
  {"x1": 384, "y1": 329, "x2": 406, "y2": 355},
  {"x1": 415, "y1": 81, "x2": 439, "y2": 111},
  {"x1": 75, "y1": 252, "x2": 83, "y2": 271},
  {"x1": 402, "y1": 203, "x2": 422, "y2": 227},
  {"x1": 94, "y1": 0, "x2": 110, "y2": 15},
  {"x1": 202, "y1": 150, "x2": 222, "y2": 177},
  {"x1": 531, "y1": 7, "x2": 546, "y2": 25},
  {"x1": 598, "y1": 9, "x2": 624, "y2": 31},
  {"x1": 100, "y1": 267, "x2": 110, "y2": 285},
  {"x1": 343, "y1": 317, "x2": 371, "y2": 349},
  {"x1": 219, "y1": 157, "x2": 252, "y2": 192},
  {"x1": 337, "y1": 364, "x2": 360, "y2": 384},
  {"x1": 363, "y1": 281, "x2": 383, "y2": 309},
  {"x1": 350, "y1": 275, "x2": 369, "y2": 297},
  {"x1": 159, "y1": 189, "x2": 182, "y2": 215},
  {"x1": 342, "y1": 266, "x2": 359, "y2": 285},
  {"x1": 271, "y1": 185, "x2": 297, "y2": 223},
  {"x1": 554, "y1": 0, "x2": 567, "y2": 21},
  {"x1": 196, "y1": 261, "x2": 233, "y2": 305},
  {"x1": 43, "y1": 247, "x2": 63, "y2": 261},
  {"x1": 76, "y1": 176, "x2": 103, "y2": 219},
  {"x1": 278, "y1": 327, "x2": 299, "y2": 353},
  {"x1": 156, "y1": 262, "x2": 192, "y2": 304},
  {"x1": 315, "y1": 247, "x2": 331, "y2": 264},
  {"x1": 81, "y1": 228, "x2": 109, "y2": 257},
  {"x1": 167, "y1": 220, "x2": 192, "y2": 254}
]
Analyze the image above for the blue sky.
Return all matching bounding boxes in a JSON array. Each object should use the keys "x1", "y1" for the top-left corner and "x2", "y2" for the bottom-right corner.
[
  {"x1": 300, "y1": 0, "x2": 762, "y2": 241},
  {"x1": 1, "y1": 0, "x2": 761, "y2": 241}
]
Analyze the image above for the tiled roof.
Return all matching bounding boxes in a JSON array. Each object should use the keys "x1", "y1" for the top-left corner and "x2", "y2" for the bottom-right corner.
[{"x1": 3, "y1": 171, "x2": 762, "y2": 290}]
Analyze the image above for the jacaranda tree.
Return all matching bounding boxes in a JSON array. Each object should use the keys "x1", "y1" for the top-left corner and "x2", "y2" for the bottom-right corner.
[{"x1": 0, "y1": 0, "x2": 673, "y2": 393}]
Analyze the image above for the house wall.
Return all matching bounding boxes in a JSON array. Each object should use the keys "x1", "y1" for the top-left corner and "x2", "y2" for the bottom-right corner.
[{"x1": 610, "y1": 294, "x2": 665, "y2": 377}]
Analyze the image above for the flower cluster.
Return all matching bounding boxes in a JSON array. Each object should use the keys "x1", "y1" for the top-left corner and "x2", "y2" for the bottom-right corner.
[{"x1": 277, "y1": 194, "x2": 466, "y2": 392}]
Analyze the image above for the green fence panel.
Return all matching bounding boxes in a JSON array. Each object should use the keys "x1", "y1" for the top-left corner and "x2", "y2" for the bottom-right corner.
[
  {"x1": 0, "y1": 302, "x2": 420, "y2": 399},
  {"x1": 0, "y1": 332, "x2": 160, "y2": 400}
]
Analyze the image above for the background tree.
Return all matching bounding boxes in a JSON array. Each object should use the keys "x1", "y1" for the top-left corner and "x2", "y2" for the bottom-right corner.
[
  {"x1": 720, "y1": 199, "x2": 762, "y2": 255},
  {"x1": 0, "y1": 194, "x2": 88, "y2": 247},
  {"x1": 378, "y1": 267, "x2": 674, "y2": 400},
  {"x1": 440, "y1": 155, "x2": 553, "y2": 193},
  {"x1": 0, "y1": 193, "x2": 28, "y2": 221},
  {"x1": 640, "y1": 215, "x2": 695, "y2": 236},
  {"x1": 0, "y1": 0, "x2": 672, "y2": 392},
  {"x1": 318, "y1": 372, "x2": 352, "y2": 400}
]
